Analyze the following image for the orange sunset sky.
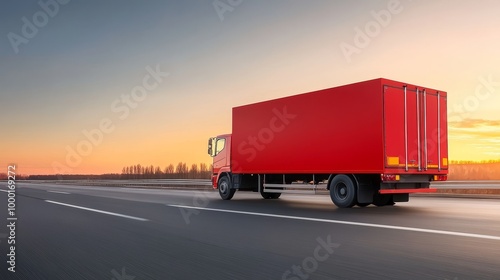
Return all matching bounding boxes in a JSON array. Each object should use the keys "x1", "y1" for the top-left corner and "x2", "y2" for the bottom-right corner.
[{"x1": 1, "y1": 1, "x2": 500, "y2": 175}]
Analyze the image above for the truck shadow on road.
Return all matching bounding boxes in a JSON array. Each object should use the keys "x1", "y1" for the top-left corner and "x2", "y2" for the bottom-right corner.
[{"x1": 205, "y1": 196, "x2": 432, "y2": 219}]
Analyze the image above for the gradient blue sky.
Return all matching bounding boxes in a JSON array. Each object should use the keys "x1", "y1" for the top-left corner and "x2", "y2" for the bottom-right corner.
[{"x1": 1, "y1": 0, "x2": 500, "y2": 174}]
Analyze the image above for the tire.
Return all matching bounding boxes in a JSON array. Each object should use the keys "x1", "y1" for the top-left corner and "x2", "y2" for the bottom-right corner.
[
  {"x1": 260, "y1": 189, "x2": 281, "y2": 199},
  {"x1": 373, "y1": 194, "x2": 392, "y2": 207},
  {"x1": 218, "y1": 176, "x2": 235, "y2": 200},
  {"x1": 329, "y1": 175, "x2": 356, "y2": 208}
]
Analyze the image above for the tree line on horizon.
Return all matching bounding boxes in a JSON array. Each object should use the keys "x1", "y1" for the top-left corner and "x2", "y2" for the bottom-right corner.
[
  {"x1": 120, "y1": 162, "x2": 212, "y2": 179},
  {"x1": 3, "y1": 162, "x2": 212, "y2": 180},
  {"x1": 448, "y1": 160, "x2": 500, "y2": 180}
]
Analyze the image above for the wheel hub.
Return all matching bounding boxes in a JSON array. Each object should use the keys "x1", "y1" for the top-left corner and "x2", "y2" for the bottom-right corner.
[
  {"x1": 220, "y1": 182, "x2": 228, "y2": 193},
  {"x1": 336, "y1": 183, "x2": 348, "y2": 200}
]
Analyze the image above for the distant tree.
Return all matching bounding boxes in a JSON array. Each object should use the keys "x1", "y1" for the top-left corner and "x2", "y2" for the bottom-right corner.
[
  {"x1": 175, "y1": 162, "x2": 188, "y2": 178},
  {"x1": 165, "y1": 164, "x2": 174, "y2": 174},
  {"x1": 189, "y1": 164, "x2": 199, "y2": 179},
  {"x1": 166, "y1": 165, "x2": 173, "y2": 177},
  {"x1": 200, "y1": 163, "x2": 207, "y2": 173},
  {"x1": 136, "y1": 164, "x2": 142, "y2": 179},
  {"x1": 121, "y1": 167, "x2": 128, "y2": 179},
  {"x1": 199, "y1": 163, "x2": 211, "y2": 179},
  {"x1": 164, "y1": 164, "x2": 174, "y2": 178},
  {"x1": 149, "y1": 165, "x2": 155, "y2": 178},
  {"x1": 154, "y1": 166, "x2": 162, "y2": 178}
]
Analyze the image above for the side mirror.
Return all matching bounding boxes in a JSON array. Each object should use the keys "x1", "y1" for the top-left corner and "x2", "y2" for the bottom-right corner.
[{"x1": 207, "y1": 137, "x2": 216, "y2": 157}]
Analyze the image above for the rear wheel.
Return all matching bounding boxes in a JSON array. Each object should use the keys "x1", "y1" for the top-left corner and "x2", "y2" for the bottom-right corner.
[
  {"x1": 218, "y1": 176, "x2": 235, "y2": 200},
  {"x1": 260, "y1": 189, "x2": 281, "y2": 199},
  {"x1": 373, "y1": 194, "x2": 392, "y2": 207},
  {"x1": 356, "y1": 203, "x2": 370, "y2": 207},
  {"x1": 329, "y1": 175, "x2": 356, "y2": 208}
]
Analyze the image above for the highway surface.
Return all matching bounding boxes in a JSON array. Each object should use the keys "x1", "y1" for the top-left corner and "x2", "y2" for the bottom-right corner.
[{"x1": 1, "y1": 182, "x2": 500, "y2": 280}]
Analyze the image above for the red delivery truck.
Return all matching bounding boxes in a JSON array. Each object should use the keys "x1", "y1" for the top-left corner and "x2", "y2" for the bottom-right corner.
[{"x1": 208, "y1": 78, "x2": 448, "y2": 208}]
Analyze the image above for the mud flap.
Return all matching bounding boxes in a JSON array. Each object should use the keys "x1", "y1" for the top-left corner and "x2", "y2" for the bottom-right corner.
[{"x1": 357, "y1": 182, "x2": 376, "y2": 204}]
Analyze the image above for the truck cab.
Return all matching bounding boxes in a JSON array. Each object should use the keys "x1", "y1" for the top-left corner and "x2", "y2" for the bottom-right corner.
[{"x1": 208, "y1": 134, "x2": 231, "y2": 189}]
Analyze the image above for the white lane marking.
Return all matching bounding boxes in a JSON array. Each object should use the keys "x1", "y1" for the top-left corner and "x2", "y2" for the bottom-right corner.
[
  {"x1": 0, "y1": 190, "x2": 8, "y2": 193},
  {"x1": 167, "y1": 205, "x2": 500, "y2": 241},
  {"x1": 46, "y1": 200, "x2": 149, "y2": 222},
  {"x1": 47, "y1": 190, "x2": 70, "y2": 195}
]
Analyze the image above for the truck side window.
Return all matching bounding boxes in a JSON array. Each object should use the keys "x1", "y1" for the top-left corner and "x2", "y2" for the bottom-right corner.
[{"x1": 215, "y1": 138, "x2": 226, "y2": 155}]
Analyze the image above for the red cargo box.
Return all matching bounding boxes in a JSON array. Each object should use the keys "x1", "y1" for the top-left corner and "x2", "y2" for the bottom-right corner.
[{"x1": 231, "y1": 78, "x2": 448, "y2": 175}]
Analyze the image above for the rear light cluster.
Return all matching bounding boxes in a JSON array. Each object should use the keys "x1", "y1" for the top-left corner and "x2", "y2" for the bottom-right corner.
[
  {"x1": 381, "y1": 174, "x2": 400, "y2": 182},
  {"x1": 433, "y1": 175, "x2": 447, "y2": 181}
]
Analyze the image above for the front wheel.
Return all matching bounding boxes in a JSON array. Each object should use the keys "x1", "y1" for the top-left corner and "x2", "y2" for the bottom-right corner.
[
  {"x1": 218, "y1": 176, "x2": 235, "y2": 200},
  {"x1": 329, "y1": 175, "x2": 357, "y2": 208}
]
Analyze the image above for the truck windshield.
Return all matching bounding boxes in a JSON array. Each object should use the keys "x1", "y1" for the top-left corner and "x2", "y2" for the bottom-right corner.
[{"x1": 215, "y1": 138, "x2": 226, "y2": 155}]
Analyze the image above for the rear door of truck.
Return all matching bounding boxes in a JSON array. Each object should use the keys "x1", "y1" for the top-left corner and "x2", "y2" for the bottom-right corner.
[{"x1": 383, "y1": 85, "x2": 448, "y2": 172}]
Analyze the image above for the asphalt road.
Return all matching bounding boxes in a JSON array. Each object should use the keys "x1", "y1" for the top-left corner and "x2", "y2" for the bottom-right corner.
[{"x1": 1, "y1": 183, "x2": 500, "y2": 280}]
